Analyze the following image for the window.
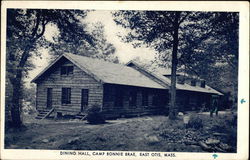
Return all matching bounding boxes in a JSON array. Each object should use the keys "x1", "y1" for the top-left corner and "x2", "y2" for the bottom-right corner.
[
  {"x1": 129, "y1": 91, "x2": 137, "y2": 107},
  {"x1": 61, "y1": 66, "x2": 73, "y2": 75},
  {"x1": 62, "y1": 88, "x2": 71, "y2": 104},
  {"x1": 142, "y1": 90, "x2": 148, "y2": 106}
]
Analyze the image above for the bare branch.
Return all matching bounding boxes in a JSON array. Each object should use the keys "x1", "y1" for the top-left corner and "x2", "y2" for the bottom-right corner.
[
  {"x1": 178, "y1": 12, "x2": 190, "y2": 25},
  {"x1": 223, "y1": 55, "x2": 237, "y2": 68},
  {"x1": 179, "y1": 59, "x2": 199, "y2": 76},
  {"x1": 162, "y1": 32, "x2": 173, "y2": 42},
  {"x1": 31, "y1": 10, "x2": 41, "y2": 38},
  {"x1": 164, "y1": 15, "x2": 174, "y2": 25},
  {"x1": 36, "y1": 17, "x2": 46, "y2": 39}
]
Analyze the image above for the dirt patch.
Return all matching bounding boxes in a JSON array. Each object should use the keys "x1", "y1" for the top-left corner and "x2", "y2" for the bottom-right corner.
[{"x1": 5, "y1": 114, "x2": 237, "y2": 152}]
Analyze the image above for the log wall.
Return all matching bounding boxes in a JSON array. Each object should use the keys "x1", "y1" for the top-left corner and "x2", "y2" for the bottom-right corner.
[
  {"x1": 102, "y1": 84, "x2": 169, "y2": 118},
  {"x1": 176, "y1": 90, "x2": 212, "y2": 112},
  {"x1": 36, "y1": 58, "x2": 103, "y2": 115}
]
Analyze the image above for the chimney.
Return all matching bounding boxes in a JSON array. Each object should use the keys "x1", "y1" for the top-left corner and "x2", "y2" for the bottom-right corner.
[
  {"x1": 200, "y1": 80, "x2": 206, "y2": 88},
  {"x1": 177, "y1": 75, "x2": 185, "y2": 84},
  {"x1": 191, "y1": 79, "x2": 196, "y2": 86}
]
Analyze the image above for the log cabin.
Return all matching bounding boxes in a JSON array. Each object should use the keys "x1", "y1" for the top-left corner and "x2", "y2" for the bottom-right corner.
[{"x1": 31, "y1": 53, "x2": 223, "y2": 119}]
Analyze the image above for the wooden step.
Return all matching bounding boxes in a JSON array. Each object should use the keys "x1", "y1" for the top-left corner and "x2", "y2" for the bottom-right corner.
[
  {"x1": 75, "y1": 116, "x2": 85, "y2": 118},
  {"x1": 36, "y1": 112, "x2": 49, "y2": 116},
  {"x1": 38, "y1": 112, "x2": 48, "y2": 115},
  {"x1": 35, "y1": 116, "x2": 43, "y2": 119},
  {"x1": 40, "y1": 110, "x2": 49, "y2": 113},
  {"x1": 41, "y1": 111, "x2": 49, "y2": 113},
  {"x1": 35, "y1": 108, "x2": 55, "y2": 120},
  {"x1": 75, "y1": 114, "x2": 87, "y2": 120},
  {"x1": 35, "y1": 115, "x2": 47, "y2": 119}
]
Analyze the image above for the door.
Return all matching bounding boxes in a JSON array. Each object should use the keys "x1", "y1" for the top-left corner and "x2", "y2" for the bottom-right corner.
[
  {"x1": 47, "y1": 88, "x2": 53, "y2": 109},
  {"x1": 81, "y1": 89, "x2": 89, "y2": 112}
]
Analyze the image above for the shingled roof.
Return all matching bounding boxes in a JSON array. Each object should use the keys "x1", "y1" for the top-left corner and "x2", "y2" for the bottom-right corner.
[
  {"x1": 126, "y1": 61, "x2": 223, "y2": 95},
  {"x1": 31, "y1": 53, "x2": 166, "y2": 89},
  {"x1": 160, "y1": 75, "x2": 223, "y2": 95},
  {"x1": 32, "y1": 53, "x2": 223, "y2": 95}
]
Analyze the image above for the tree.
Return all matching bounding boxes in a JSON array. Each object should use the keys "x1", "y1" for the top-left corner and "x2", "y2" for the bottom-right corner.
[
  {"x1": 113, "y1": 11, "x2": 238, "y2": 119},
  {"x1": 113, "y1": 11, "x2": 197, "y2": 119},
  {"x1": 178, "y1": 12, "x2": 239, "y2": 109},
  {"x1": 6, "y1": 9, "x2": 117, "y2": 127},
  {"x1": 49, "y1": 21, "x2": 118, "y2": 62},
  {"x1": 88, "y1": 22, "x2": 118, "y2": 62}
]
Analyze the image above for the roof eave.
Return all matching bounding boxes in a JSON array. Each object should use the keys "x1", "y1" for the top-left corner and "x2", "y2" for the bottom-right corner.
[
  {"x1": 30, "y1": 54, "x2": 65, "y2": 83},
  {"x1": 126, "y1": 61, "x2": 170, "y2": 88},
  {"x1": 30, "y1": 53, "x2": 104, "y2": 84},
  {"x1": 63, "y1": 54, "x2": 104, "y2": 84}
]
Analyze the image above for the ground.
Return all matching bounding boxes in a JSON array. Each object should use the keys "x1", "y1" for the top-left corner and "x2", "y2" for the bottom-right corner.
[{"x1": 5, "y1": 111, "x2": 237, "y2": 152}]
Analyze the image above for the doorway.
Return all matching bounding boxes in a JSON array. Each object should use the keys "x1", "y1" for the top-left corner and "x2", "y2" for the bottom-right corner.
[
  {"x1": 81, "y1": 89, "x2": 89, "y2": 112},
  {"x1": 47, "y1": 88, "x2": 53, "y2": 109}
]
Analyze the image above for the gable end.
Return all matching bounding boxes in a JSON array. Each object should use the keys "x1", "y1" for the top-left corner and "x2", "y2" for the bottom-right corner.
[{"x1": 31, "y1": 54, "x2": 103, "y2": 84}]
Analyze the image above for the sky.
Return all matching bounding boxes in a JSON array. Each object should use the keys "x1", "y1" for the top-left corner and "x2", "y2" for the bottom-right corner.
[
  {"x1": 26, "y1": 10, "x2": 157, "y2": 87},
  {"x1": 84, "y1": 11, "x2": 156, "y2": 63}
]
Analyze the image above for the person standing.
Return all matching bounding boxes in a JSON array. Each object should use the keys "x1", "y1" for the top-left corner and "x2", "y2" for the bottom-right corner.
[{"x1": 210, "y1": 97, "x2": 218, "y2": 117}]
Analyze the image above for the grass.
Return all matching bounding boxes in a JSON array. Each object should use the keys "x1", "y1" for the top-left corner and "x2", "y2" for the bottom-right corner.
[{"x1": 5, "y1": 113, "x2": 237, "y2": 152}]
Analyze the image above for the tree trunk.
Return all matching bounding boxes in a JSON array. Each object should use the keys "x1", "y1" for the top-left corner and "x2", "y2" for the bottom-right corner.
[
  {"x1": 169, "y1": 12, "x2": 181, "y2": 120},
  {"x1": 10, "y1": 71, "x2": 23, "y2": 127},
  {"x1": 7, "y1": 11, "x2": 44, "y2": 128},
  {"x1": 10, "y1": 46, "x2": 32, "y2": 128}
]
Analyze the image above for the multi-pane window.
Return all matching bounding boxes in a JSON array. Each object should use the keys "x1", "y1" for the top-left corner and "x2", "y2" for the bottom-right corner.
[
  {"x1": 142, "y1": 90, "x2": 148, "y2": 106},
  {"x1": 61, "y1": 66, "x2": 73, "y2": 75},
  {"x1": 62, "y1": 88, "x2": 71, "y2": 104}
]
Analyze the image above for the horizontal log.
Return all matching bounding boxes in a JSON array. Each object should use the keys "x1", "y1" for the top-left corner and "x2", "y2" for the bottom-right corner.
[{"x1": 55, "y1": 108, "x2": 80, "y2": 113}]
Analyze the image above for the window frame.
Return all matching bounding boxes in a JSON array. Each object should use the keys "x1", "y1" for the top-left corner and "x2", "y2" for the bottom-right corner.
[
  {"x1": 61, "y1": 66, "x2": 74, "y2": 76},
  {"x1": 62, "y1": 88, "x2": 71, "y2": 104}
]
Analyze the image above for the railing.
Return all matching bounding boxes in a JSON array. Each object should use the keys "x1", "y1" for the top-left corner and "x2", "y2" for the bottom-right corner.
[{"x1": 41, "y1": 108, "x2": 55, "y2": 120}]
